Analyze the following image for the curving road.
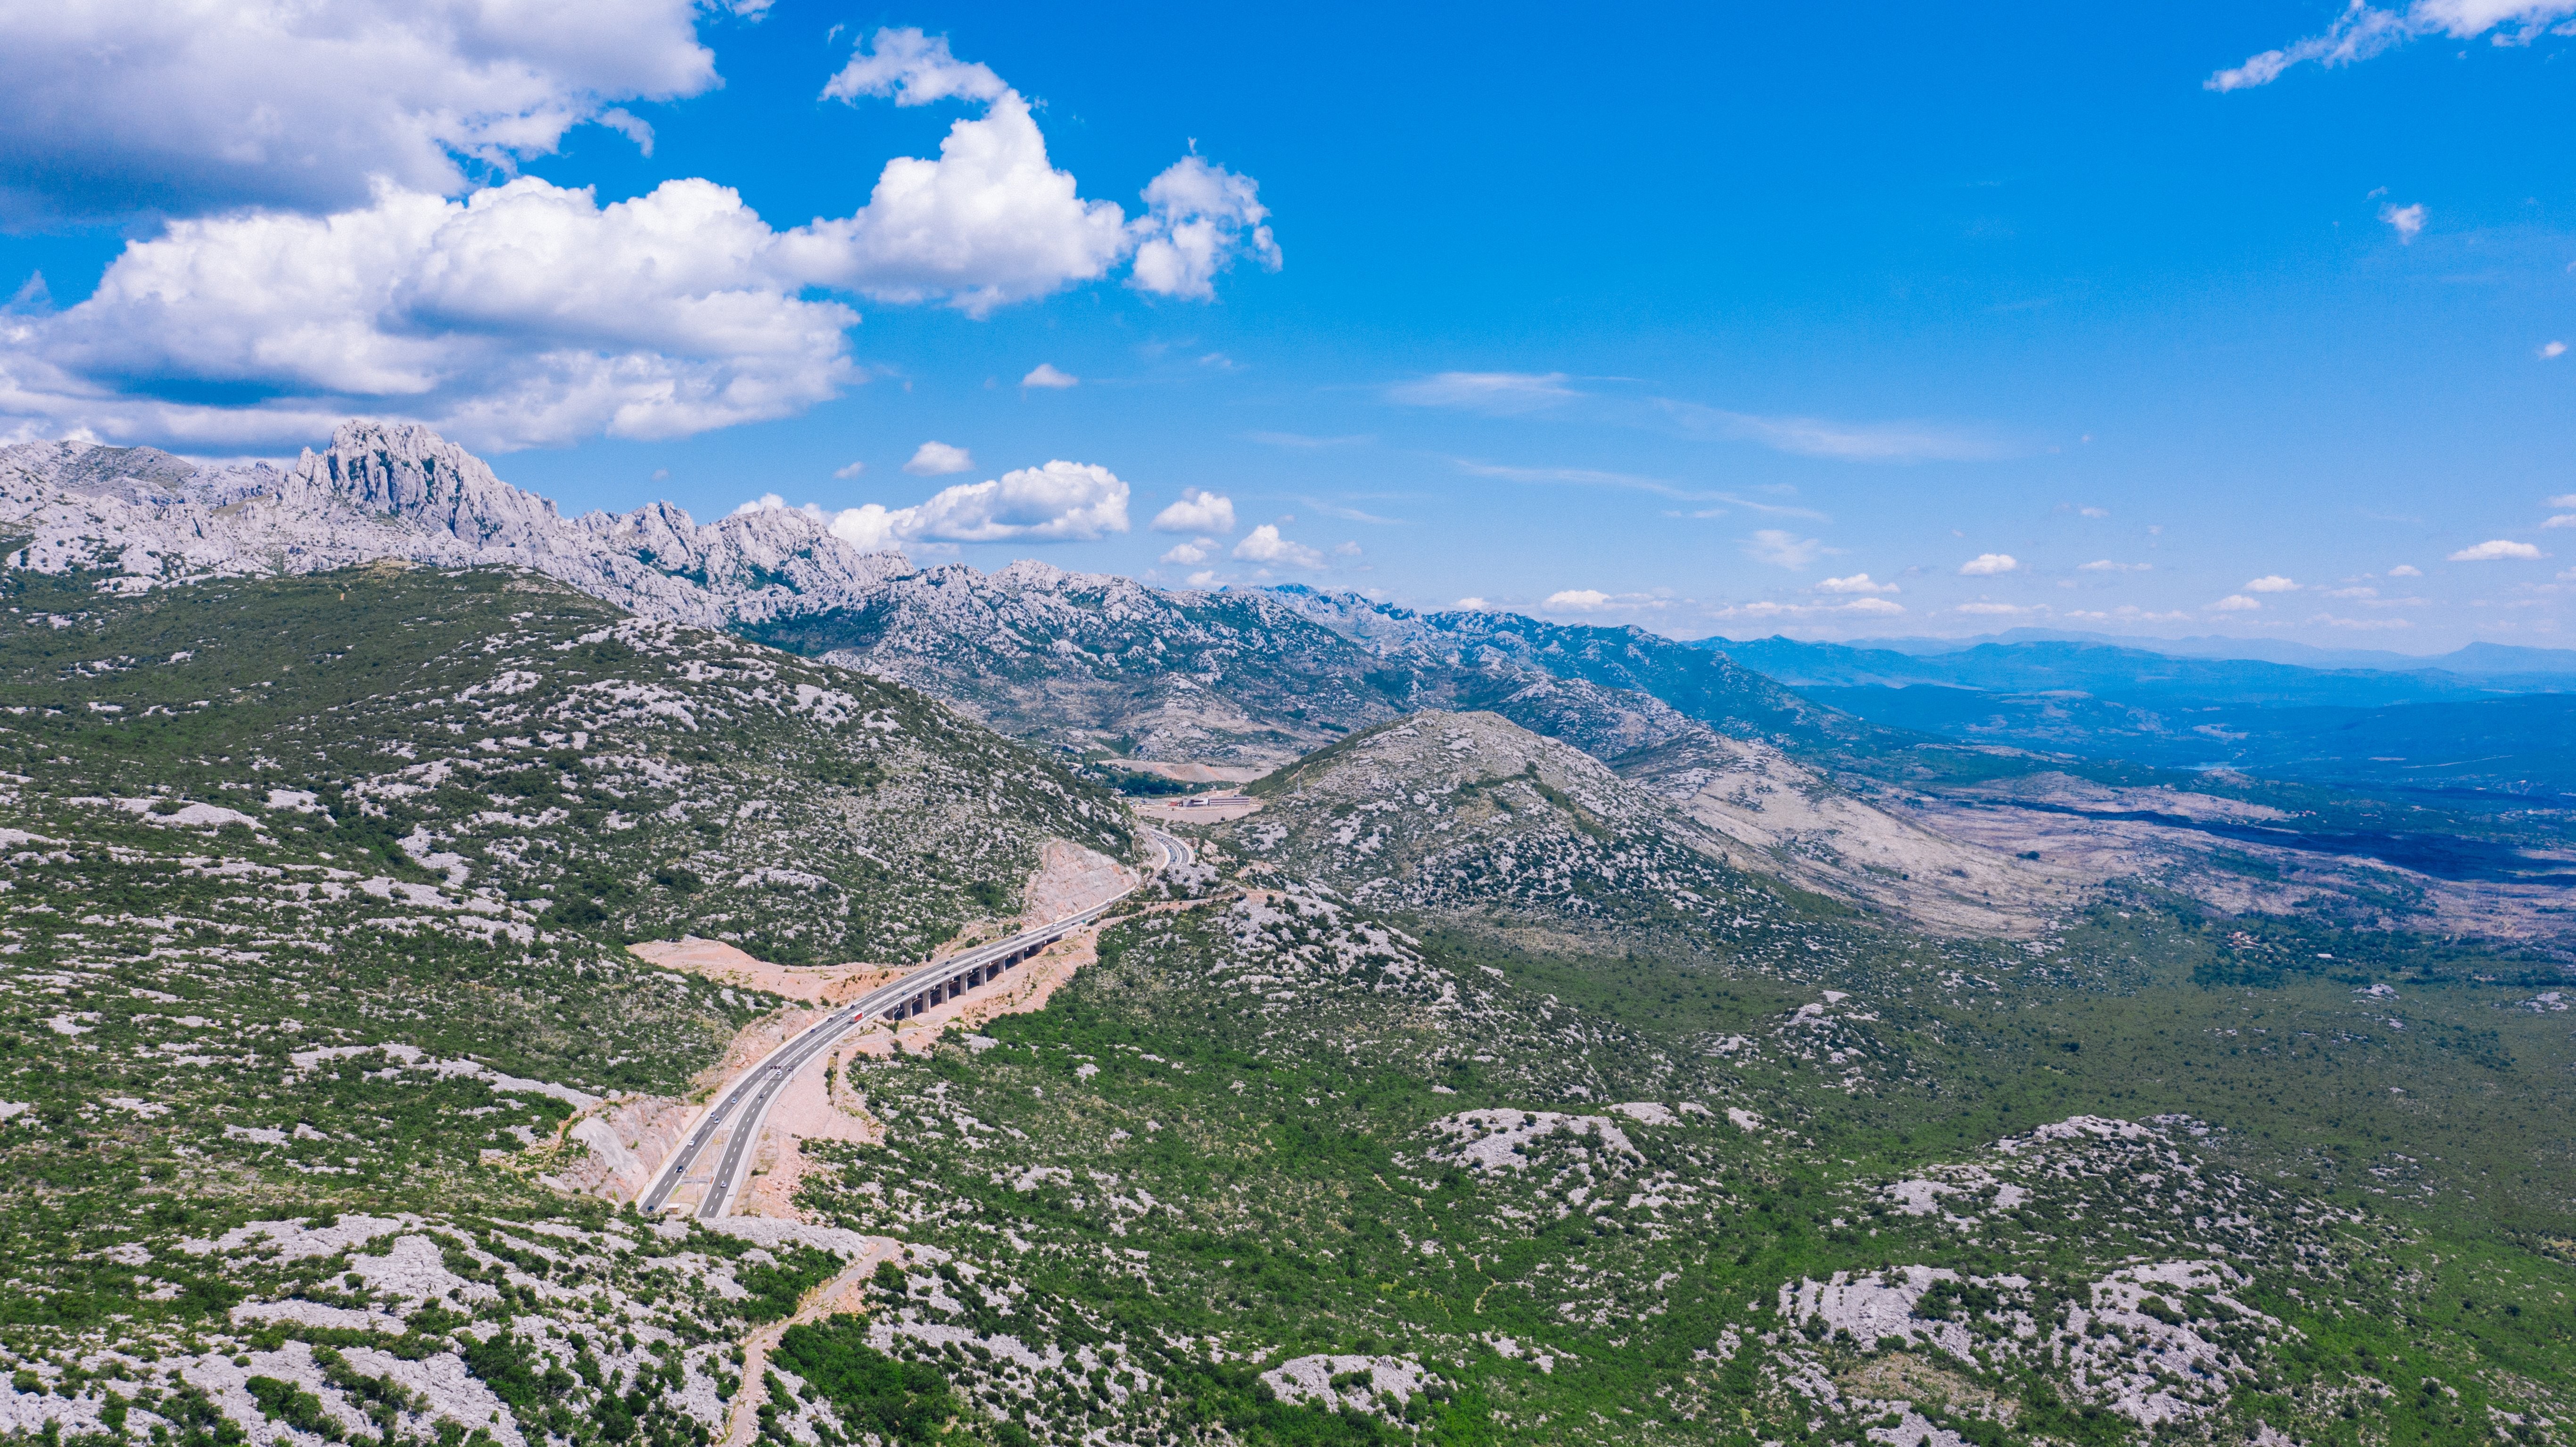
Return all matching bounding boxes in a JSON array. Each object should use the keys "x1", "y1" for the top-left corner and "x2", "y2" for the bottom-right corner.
[{"x1": 641, "y1": 826, "x2": 1194, "y2": 1217}]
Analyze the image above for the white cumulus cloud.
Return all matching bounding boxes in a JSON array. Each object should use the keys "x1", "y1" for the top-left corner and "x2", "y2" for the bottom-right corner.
[
  {"x1": 833, "y1": 461, "x2": 866, "y2": 480},
  {"x1": 2546, "y1": 514, "x2": 2576, "y2": 529},
  {"x1": 1021, "y1": 363, "x2": 1079, "y2": 389},
  {"x1": 790, "y1": 30, "x2": 1278, "y2": 317},
  {"x1": 826, "y1": 459, "x2": 1131, "y2": 551},
  {"x1": 1159, "y1": 538, "x2": 1214, "y2": 566},
  {"x1": 905, "y1": 441, "x2": 975, "y2": 476},
  {"x1": 1958, "y1": 552, "x2": 2020, "y2": 576},
  {"x1": 1151, "y1": 488, "x2": 1236, "y2": 534},
  {"x1": 2078, "y1": 559, "x2": 2151, "y2": 572},
  {"x1": 818, "y1": 25, "x2": 1007, "y2": 107},
  {"x1": 7, "y1": 176, "x2": 859, "y2": 450},
  {"x1": 1544, "y1": 589, "x2": 1615, "y2": 612},
  {"x1": 2543, "y1": 341, "x2": 2568, "y2": 359},
  {"x1": 2380, "y1": 203, "x2": 2427, "y2": 244},
  {"x1": 2389, "y1": 563, "x2": 2424, "y2": 576},
  {"x1": 1232, "y1": 523, "x2": 1326, "y2": 569},
  {"x1": 2244, "y1": 575, "x2": 2301, "y2": 592},
  {"x1": 2209, "y1": 594, "x2": 2262, "y2": 611},
  {"x1": 0, "y1": 0, "x2": 728, "y2": 226},
  {"x1": 1815, "y1": 573, "x2": 1899, "y2": 594},
  {"x1": 2448, "y1": 539, "x2": 2544, "y2": 560},
  {"x1": 0, "y1": 25, "x2": 1278, "y2": 450},
  {"x1": 1128, "y1": 154, "x2": 1284, "y2": 300}
]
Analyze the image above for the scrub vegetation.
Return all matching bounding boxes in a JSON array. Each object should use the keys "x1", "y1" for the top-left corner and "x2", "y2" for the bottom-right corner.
[{"x1": 0, "y1": 561, "x2": 2568, "y2": 1447}]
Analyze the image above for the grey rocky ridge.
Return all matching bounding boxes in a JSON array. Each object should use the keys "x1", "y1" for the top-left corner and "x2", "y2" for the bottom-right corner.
[
  {"x1": 0, "y1": 422, "x2": 2109, "y2": 937},
  {"x1": 0, "y1": 422, "x2": 1857, "y2": 769},
  {"x1": 1, "y1": 423, "x2": 2573, "y2": 1447}
]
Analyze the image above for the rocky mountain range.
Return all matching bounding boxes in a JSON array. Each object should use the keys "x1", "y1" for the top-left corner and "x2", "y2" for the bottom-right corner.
[
  {"x1": 1, "y1": 425, "x2": 911, "y2": 633},
  {"x1": 0, "y1": 422, "x2": 1861, "y2": 768},
  {"x1": 6, "y1": 422, "x2": 2058, "y2": 933},
  {"x1": 3, "y1": 426, "x2": 2574, "y2": 1447},
  {"x1": 17, "y1": 420, "x2": 2576, "y2": 952}
]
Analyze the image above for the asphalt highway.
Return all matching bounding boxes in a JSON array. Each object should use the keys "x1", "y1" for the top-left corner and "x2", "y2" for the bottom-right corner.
[{"x1": 640, "y1": 826, "x2": 1192, "y2": 1217}]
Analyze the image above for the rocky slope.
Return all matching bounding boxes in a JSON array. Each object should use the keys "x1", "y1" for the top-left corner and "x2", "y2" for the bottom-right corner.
[
  {"x1": 1216, "y1": 711, "x2": 1801, "y2": 954},
  {"x1": 3, "y1": 555, "x2": 2573, "y2": 1447},
  {"x1": 0, "y1": 559, "x2": 1150, "y2": 1447},
  {"x1": 0, "y1": 423, "x2": 1873, "y2": 773},
  {"x1": 35, "y1": 421, "x2": 2545, "y2": 952},
  {"x1": 0, "y1": 425, "x2": 913, "y2": 632}
]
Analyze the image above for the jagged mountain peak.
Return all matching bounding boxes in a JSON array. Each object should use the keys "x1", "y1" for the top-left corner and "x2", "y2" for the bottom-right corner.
[
  {"x1": 1, "y1": 437, "x2": 243, "y2": 507},
  {"x1": 1, "y1": 418, "x2": 916, "y2": 628},
  {"x1": 287, "y1": 418, "x2": 561, "y2": 545},
  {"x1": 0, "y1": 419, "x2": 1864, "y2": 788}
]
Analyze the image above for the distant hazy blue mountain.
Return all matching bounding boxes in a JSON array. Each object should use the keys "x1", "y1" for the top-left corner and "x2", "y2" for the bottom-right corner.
[
  {"x1": 1697, "y1": 633, "x2": 2576, "y2": 796},
  {"x1": 1715, "y1": 627, "x2": 2576, "y2": 679},
  {"x1": 1698, "y1": 637, "x2": 2544, "y2": 707}
]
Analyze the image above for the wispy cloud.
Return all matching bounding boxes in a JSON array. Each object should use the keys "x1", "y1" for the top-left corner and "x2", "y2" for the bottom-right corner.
[
  {"x1": 1451, "y1": 459, "x2": 1829, "y2": 518},
  {"x1": 1743, "y1": 529, "x2": 1830, "y2": 568},
  {"x1": 2066, "y1": 605, "x2": 2189, "y2": 622},
  {"x1": 1709, "y1": 596, "x2": 1904, "y2": 621},
  {"x1": 1386, "y1": 371, "x2": 1578, "y2": 413},
  {"x1": 1247, "y1": 430, "x2": 1373, "y2": 448},
  {"x1": 2208, "y1": 1, "x2": 2576, "y2": 93},
  {"x1": 1299, "y1": 497, "x2": 1406, "y2": 525},
  {"x1": 1659, "y1": 399, "x2": 2018, "y2": 463}
]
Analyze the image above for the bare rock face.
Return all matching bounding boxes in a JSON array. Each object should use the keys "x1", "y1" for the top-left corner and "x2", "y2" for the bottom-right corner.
[
  {"x1": 0, "y1": 419, "x2": 910, "y2": 628},
  {"x1": 287, "y1": 420, "x2": 561, "y2": 546},
  {"x1": 0, "y1": 419, "x2": 1848, "y2": 771}
]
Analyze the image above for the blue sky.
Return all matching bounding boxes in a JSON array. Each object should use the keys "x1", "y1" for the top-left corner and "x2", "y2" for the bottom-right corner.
[{"x1": 5, "y1": 1, "x2": 2576, "y2": 650}]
